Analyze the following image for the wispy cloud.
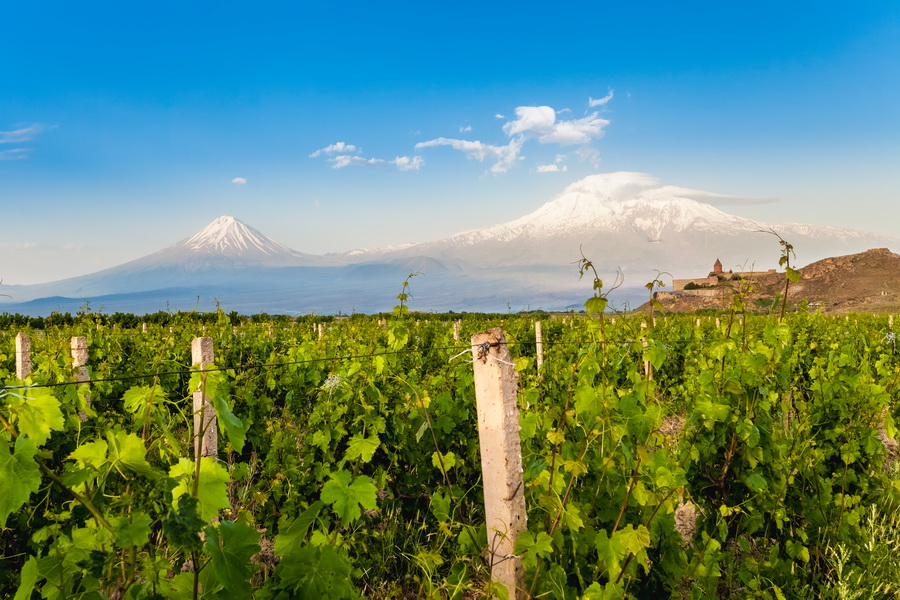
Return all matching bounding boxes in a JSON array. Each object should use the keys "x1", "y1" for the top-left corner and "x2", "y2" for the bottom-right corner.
[
  {"x1": 415, "y1": 137, "x2": 523, "y2": 173},
  {"x1": 309, "y1": 141, "x2": 359, "y2": 158},
  {"x1": 231, "y1": 177, "x2": 247, "y2": 184},
  {"x1": 588, "y1": 90, "x2": 614, "y2": 107},
  {"x1": 0, "y1": 148, "x2": 31, "y2": 161},
  {"x1": 0, "y1": 123, "x2": 50, "y2": 161},
  {"x1": 459, "y1": 125, "x2": 473, "y2": 133},
  {"x1": 330, "y1": 154, "x2": 423, "y2": 171},
  {"x1": 0, "y1": 123, "x2": 46, "y2": 144}
]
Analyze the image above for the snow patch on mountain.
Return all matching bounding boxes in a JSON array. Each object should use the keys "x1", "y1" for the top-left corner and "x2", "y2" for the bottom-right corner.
[{"x1": 178, "y1": 216, "x2": 301, "y2": 258}]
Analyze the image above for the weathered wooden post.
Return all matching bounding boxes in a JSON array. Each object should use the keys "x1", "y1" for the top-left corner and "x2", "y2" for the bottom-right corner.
[
  {"x1": 453, "y1": 320, "x2": 461, "y2": 342},
  {"x1": 534, "y1": 321, "x2": 544, "y2": 372},
  {"x1": 471, "y1": 328, "x2": 527, "y2": 599},
  {"x1": 15, "y1": 333, "x2": 31, "y2": 380},
  {"x1": 192, "y1": 337, "x2": 217, "y2": 458},
  {"x1": 142, "y1": 322, "x2": 148, "y2": 334},
  {"x1": 71, "y1": 337, "x2": 90, "y2": 421}
]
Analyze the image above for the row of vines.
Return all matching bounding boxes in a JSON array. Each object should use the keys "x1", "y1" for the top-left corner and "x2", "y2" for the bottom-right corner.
[{"x1": 1, "y1": 309, "x2": 899, "y2": 599}]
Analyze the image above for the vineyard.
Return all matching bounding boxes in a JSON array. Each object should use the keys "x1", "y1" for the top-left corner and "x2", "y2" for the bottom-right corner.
[{"x1": 2, "y1": 309, "x2": 900, "y2": 599}]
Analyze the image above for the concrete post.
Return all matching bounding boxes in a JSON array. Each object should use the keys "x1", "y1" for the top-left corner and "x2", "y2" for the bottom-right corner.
[
  {"x1": 71, "y1": 337, "x2": 90, "y2": 421},
  {"x1": 15, "y1": 333, "x2": 31, "y2": 380},
  {"x1": 192, "y1": 337, "x2": 217, "y2": 459},
  {"x1": 471, "y1": 328, "x2": 527, "y2": 599}
]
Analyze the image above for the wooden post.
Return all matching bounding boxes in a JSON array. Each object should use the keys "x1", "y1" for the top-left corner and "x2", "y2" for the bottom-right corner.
[
  {"x1": 142, "y1": 322, "x2": 148, "y2": 334},
  {"x1": 15, "y1": 333, "x2": 31, "y2": 380},
  {"x1": 317, "y1": 323, "x2": 325, "y2": 339},
  {"x1": 534, "y1": 321, "x2": 544, "y2": 372},
  {"x1": 71, "y1": 337, "x2": 90, "y2": 421},
  {"x1": 471, "y1": 328, "x2": 527, "y2": 599},
  {"x1": 453, "y1": 320, "x2": 461, "y2": 342},
  {"x1": 192, "y1": 337, "x2": 217, "y2": 459},
  {"x1": 890, "y1": 315, "x2": 894, "y2": 329}
]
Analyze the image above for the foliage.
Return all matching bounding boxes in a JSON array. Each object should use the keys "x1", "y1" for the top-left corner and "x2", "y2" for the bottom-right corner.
[{"x1": 0, "y1": 310, "x2": 898, "y2": 598}]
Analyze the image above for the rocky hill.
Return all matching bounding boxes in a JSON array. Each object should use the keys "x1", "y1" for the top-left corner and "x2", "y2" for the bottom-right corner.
[{"x1": 648, "y1": 248, "x2": 900, "y2": 314}]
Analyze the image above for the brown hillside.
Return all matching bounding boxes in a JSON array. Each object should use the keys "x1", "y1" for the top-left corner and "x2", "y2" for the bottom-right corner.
[{"x1": 646, "y1": 248, "x2": 900, "y2": 314}]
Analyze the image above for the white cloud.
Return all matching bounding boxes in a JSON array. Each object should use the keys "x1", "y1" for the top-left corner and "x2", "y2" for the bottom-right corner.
[
  {"x1": 459, "y1": 125, "x2": 473, "y2": 133},
  {"x1": 588, "y1": 90, "x2": 614, "y2": 107},
  {"x1": 538, "y1": 113, "x2": 610, "y2": 145},
  {"x1": 309, "y1": 141, "x2": 359, "y2": 158},
  {"x1": 503, "y1": 106, "x2": 610, "y2": 146},
  {"x1": 495, "y1": 113, "x2": 505, "y2": 119},
  {"x1": 331, "y1": 155, "x2": 384, "y2": 169},
  {"x1": 415, "y1": 137, "x2": 523, "y2": 173},
  {"x1": 503, "y1": 106, "x2": 557, "y2": 137},
  {"x1": 0, "y1": 123, "x2": 46, "y2": 144},
  {"x1": 536, "y1": 155, "x2": 568, "y2": 173},
  {"x1": 330, "y1": 154, "x2": 423, "y2": 171},
  {"x1": 231, "y1": 177, "x2": 247, "y2": 184},
  {"x1": 393, "y1": 156, "x2": 424, "y2": 171}
]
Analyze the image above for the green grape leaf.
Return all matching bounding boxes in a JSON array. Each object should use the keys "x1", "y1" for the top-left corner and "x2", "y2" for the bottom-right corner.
[
  {"x1": 644, "y1": 339, "x2": 667, "y2": 370},
  {"x1": 595, "y1": 529, "x2": 627, "y2": 579},
  {"x1": 162, "y1": 496, "x2": 205, "y2": 552},
  {"x1": 13, "y1": 556, "x2": 39, "y2": 600},
  {"x1": 321, "y1": 470, "x2": 377, "y2": 526},
  {"x1": 106, "y1": 431, "x2": 159, "y2": 479},
  {"x1": 585, "y1": 296, "x2": 608, "y2": 316},
  {"x1": 204, "y1": 521, "x2": 260, "y2": 596},
  {"x1": 122, "y1": 385, "x2": 166, "y2": 422},
  {"x1": 514, "y1": 530, "x2": 554, "y2": 568},
  {"x1": 277, "y1": 544, "x2": 354, "y2": 599},
  {"x1": 11, "y1": 387, "x2": 64, "y2": 447},
  {"x1": 275, "y1": 501, "x2": 325, "y2": 559},
  {"x1": 345, "y1": 433, "x2": 380, "y2": 464},
  {"x1": 745, "y1": 473, "x2": 768, "y2": 493},
  {"x1": 617, "y1": 524, "x2": 651, "y2": 555},
  {"x1": 0, "y1": 436, "x2": 41, "y2": 527},
  {"x1": 169, "y1": 457, "x2": 231, "y2": 521},
  {"x1": 111, "y1": 512, "x2": 152, "y2": 548},
  {"x1": 69, "y1": 439, "x2": 109, "y2": 470},
  {"x1": 190, "y1": 370, "x2": 247, "y2": 453},
  {"x1": 432, "y1": 450, "x2": 457, "y2": 472}
]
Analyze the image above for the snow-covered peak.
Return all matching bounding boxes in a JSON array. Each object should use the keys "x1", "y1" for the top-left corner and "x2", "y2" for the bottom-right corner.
[
  {"x1": 178, "y1": 216, "x2": 299, "y2": 257},
  {"x1": 448, "y1": 171, "x2": 763, "y2": 244}
]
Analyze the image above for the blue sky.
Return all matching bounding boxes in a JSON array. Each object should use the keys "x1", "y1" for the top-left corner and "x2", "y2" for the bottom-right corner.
[{"x1": 2, "y1": 0, "x2": 898, "y2": 284}]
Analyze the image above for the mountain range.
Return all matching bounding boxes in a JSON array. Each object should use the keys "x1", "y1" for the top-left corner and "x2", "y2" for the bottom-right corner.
[{"x1": 2, "y1": 172, "x2": 897, "y2": 315}]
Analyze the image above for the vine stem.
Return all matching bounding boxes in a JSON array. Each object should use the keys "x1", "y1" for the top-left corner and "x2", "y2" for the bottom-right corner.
[{"x1": 36, "y1": 458, "x2": 112, "y2": 530}]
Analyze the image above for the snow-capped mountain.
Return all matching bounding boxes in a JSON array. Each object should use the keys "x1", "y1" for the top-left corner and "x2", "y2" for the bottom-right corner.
[
  {"x1": 2, "y1": 172, "x2": 897, "y2": 315},
  {"x1": 179, "y1": 215, "x2": 302, "y2": 259},
  {"x1": 351, "y1": 172, "x2": 897, "y2": 277}
]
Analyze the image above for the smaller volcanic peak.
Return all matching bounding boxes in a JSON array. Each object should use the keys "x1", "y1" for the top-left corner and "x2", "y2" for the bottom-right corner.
[{"x1": 176, "y1": 216, "x2": 299, "y2": 258}]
